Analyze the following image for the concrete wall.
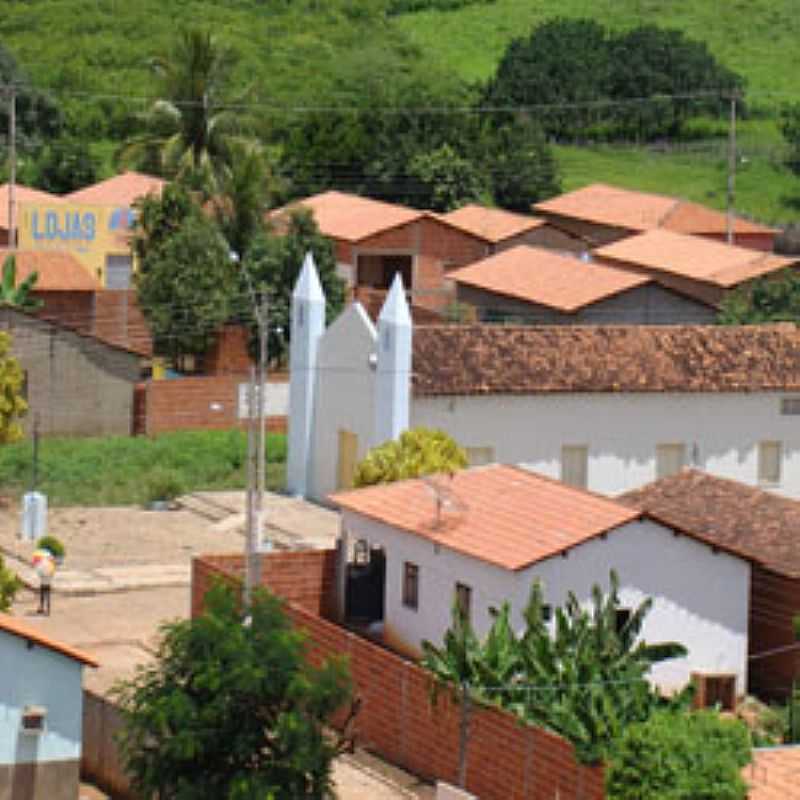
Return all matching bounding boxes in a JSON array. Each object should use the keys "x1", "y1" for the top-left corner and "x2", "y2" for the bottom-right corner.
[
  {"x1": 0, "y1": 632, "x2": 85, "y2": 800},
  {"x1": 457, "y1": 282, "x2": 716, "y2": 325},
  {"x1": 412, "y1": 391, "x2": 800, "y2": 499},
  {"x1": 0, "y1": 308, "x2": 141, "y2": 437},
  {"x1": 343, "y1": 513, "x2": 750, "y2": 695}
]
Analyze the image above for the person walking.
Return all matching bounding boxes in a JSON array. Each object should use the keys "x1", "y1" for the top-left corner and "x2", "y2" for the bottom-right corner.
[{"x1": 32, "y1": 548, "x2": 55, "y2": 615}]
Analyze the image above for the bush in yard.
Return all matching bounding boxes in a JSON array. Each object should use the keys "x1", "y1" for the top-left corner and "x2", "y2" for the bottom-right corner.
[
  {"x1": 0, "y1": 553, "x2": 21, "y2": 612},
  {"x1": 606, "y1": 709, "x2": 751, "y2": 800},
  {"x1": 144, "y1": 467, "x2": 186, "y2": 504},
  {"x1": 113, "y1": 581, "x2": 354, "y2": 799}
]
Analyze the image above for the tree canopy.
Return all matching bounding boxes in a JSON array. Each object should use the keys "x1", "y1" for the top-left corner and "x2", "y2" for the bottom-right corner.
[
  {"x1": 353, "y1": 428, "x2": 469, "y2": 488},
  {"x1": 0, "y1": 331, "x2": 27, "y2": 445},
  {"x1": 0, "y1": 255, "x2": 42, "y2": 311},
  {"x1": 717, "y1": 269, "x2": 800, "y2": 324},
  {"x1": 114, "y1": 581, "x2": 353, "y2": 800}
]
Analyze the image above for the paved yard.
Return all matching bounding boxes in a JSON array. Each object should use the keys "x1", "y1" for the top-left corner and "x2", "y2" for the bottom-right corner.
[{"x1": 744, "y1": 746, "x2": 800, "y2": 800}]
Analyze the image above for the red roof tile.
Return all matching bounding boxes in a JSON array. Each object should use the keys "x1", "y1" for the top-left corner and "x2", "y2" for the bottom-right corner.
[
  {"x1": 449, "y1": 245, "x2": 650, "y2": 312},
  {"x1": 0, "y1": 612, "x2": 98, "y2": 667},
  {"x1": 269, "y1": 191, "x2": 423, "y2": 242},
  {"x1": 332, "y1": 464, "x2": 641, "y2": 571},
  {"x1": 535, "y1": 183, "x2": 775, "y2": 237},
  {"x1": 620, "y1": 470, "x2": 800, "y2": 579},
  {"x1": 595, "y1": 229, "x2": 796, "y2": 288},
  {"x1": 411, "y1": 324, "x2": 800, "y2": 396},
  {"x1": 67, "y1": 171, "x2": 165, "y2": 206},
  {"x1": 6, "y1": 250, "x2": 99, "y2": 291},
  {"x1": 0, "y1": 184, "x2": 64, "y2": 229},
  {"x1": 441, "y1": 204, "x2": 545, "y2": 243}
]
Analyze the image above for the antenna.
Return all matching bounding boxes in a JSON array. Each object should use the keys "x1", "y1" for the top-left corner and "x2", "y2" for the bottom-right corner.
[{"x1": 421, "y1": 475, "x2": 468, "y2": 529}]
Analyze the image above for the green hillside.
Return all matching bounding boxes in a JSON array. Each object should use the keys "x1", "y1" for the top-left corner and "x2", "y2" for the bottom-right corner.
[{"x1": 1, "y1": 0, "x2": 799, "y2": 223}]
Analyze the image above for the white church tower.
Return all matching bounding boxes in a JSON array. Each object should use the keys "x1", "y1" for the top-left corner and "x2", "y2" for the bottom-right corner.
[
  {"x1": 374, "y1": 273, "x2": 412, "y2": 446},
  {"x1": 286, "y1": 252, "x2": 326, "y2": 496}
]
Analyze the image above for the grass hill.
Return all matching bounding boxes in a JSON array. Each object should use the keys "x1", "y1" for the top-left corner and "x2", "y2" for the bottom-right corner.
[{"x1": 1, "y1": 0, "x2": 799, "y2": 222}]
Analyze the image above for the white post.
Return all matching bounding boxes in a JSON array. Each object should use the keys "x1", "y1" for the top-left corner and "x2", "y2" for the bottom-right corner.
[
  {"x1": 374, "y1": 273, "x2": 412, "y2": 447},
  {"x1": 286, "y1": 252, "x2": 326, "y2": 497}
]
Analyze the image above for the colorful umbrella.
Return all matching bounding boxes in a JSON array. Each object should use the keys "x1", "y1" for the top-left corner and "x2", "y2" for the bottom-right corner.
[{"x1": 32, "y1": 549, "x2": 56, "y2": 579}]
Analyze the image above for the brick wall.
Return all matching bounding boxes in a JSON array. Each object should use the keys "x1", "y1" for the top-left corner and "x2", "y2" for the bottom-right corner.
[
  {"x1": 192, "y1": 552, "x2": 605, "y2": 800},
  {"x1": 93, "y1": 290, "x2": 153, "y2": 356},
  {"x1": 135, "y1": 375, "x2": 287, "y2": 436},
  {"x1": 203, "y1": 325, "x2": 254, "y2": 376}
]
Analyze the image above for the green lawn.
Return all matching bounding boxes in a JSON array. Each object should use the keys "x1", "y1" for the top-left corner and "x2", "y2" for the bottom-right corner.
[{"x1": 0, "y1": 430, "x2": 287, "y2": 507}]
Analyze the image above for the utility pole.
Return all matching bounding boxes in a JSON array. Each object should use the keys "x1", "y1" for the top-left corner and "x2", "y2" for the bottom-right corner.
[
  {"x1": 726, "y1": 92, "x2": 737, "y2": 245},
  {"x1": 31, "y1": 414, "x2": 40, "y2": 491},
  {"x1": 244, "y1": 367, "x2": 257, "y2": 609},
  {"x1": 255, "y1": 292, "x2": 269, "y2": 554},
  {"x1": 7, "y1": 85, "x2": 16, "y2": 251}
]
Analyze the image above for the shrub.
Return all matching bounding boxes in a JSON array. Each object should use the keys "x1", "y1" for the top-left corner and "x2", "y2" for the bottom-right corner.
[
  {"x1": 144, "y1": 467, "x2": 186, "y2": 504},
  {"x1": 0, "y1": 554, "x2": 21, "y2": 612},
  {"x1": 36, "y1": 535, "x2": 65, "y2": 560},
  {"x1": 606, "y1": 709, "x2": 751, "y2": 800}
]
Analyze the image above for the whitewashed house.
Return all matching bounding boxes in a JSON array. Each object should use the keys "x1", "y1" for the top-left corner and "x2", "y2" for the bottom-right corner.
[
  {"x1": 0, "y1": 613, "x2": 97, "y2": 799},
  {"x1": 286, "y1": 257, "x2": 800, "y2": 502},
  {"x1": 331, "y1": 463, "x2": 752, "y2": 695}
]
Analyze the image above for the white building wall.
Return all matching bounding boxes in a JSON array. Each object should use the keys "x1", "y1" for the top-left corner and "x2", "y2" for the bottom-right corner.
[
  {"x1": 310, "y1": 304, "x2": 378, "y2": 501},
  {"x1": 0, "y1": 635, "x2": 84, "y2": 765},
  {"x1": 342, "y1": 513, "x2": 750, "y2": 694},
  {"x1": 412, "y1": 392, "x2": 800, "y2": 498}
]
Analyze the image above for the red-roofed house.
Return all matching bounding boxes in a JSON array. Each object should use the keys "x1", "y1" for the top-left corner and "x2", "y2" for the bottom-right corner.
[
  {"x1": 534, "y1": 182, "x2": 777, "y2": 251},
  {"x1": 0, "y1": 183, "x2": 64, "y2": 247},
  {"x1": 0, "y1": 612, "x2": 97, "y2": 799},
  {"x1": 65, "y1": 171, "x2": 165, "y2": 206},
  {"x1": 332, "y1": 464, "x2": 751, "y2": 695},
  {"x1": 449, "y1": 244, "x2": 715, "y2": 324}
]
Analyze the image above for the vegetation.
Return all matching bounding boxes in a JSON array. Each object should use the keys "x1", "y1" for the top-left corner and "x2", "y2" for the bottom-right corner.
[
  {"x1": 144, "y1": 467, "x2": 186, "y2": 505},
  {"x1": 421, "y1": 572, "x2": 687, "y2": 764},
  {"x1": 36, "y1": 535, "x2": 65, "y2": 560},
  {"x1": 0, "y1": 430, "x2": 287, "y2": 507},
  {"x1": 353, "y1": 428, "x2": 468, "y2": 488},
  {"x1": 0, "y1": 553, "x2": 21, "y2": 612},
  {"x1": 113, "y1": 581, "x2": 353, "y2": 800},
  {"x1": 0, "y1": 331, "x2": 27, "y2": 445},
  {"x1": 717, "y1": 269, "x2": 800, "y2": 324},
  {"x1": 606, "y1": 709, "x2": 751, "y2": 800},
  {"x1": 1, "y1": 256, "x2": 42, "y2": 311}
]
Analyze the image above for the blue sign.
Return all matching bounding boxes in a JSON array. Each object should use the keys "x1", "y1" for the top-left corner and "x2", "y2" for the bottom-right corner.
[{"x1": 31, "y1": 210, "x2": 96, "y2": 242}]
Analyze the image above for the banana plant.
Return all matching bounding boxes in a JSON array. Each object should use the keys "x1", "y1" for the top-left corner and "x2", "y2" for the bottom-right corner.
[{"x1": 0, "y1": 255, "x2": 43, "y2": 311}]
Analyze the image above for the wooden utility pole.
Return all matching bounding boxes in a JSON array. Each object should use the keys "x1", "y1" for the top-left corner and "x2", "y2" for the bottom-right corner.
[
  {"x1": 726, "y1": 93, "x2": 737, "y2": 245},
  {"x1": 244, "y1": 367, "x2": 257, "y2": 608},
  {"x1": 7, "y1": 85, "x2": 16, "y2": 251},
  {"x1": 255, "y1": 293, "x2": 269, "y2": 555}
]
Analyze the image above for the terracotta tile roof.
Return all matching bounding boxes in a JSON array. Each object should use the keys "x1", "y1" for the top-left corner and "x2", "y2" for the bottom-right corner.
[
  {"x1": 441, "y1": 204, "x2": 545, "y2": 243},
  {"x1": 743, "y1": 747, "x2": 800, "y2": 799},
  {"x1": 595, "y1": 229, "x2": 796, "y2": 288},
  {"x1": 0, "y1": 612, "x2": 98, "y2": 667},
  {"x1": 269, "y1": 191, "x2": 423, "y2": 242},
  {"x1": 449, "y1": 245, "x2": 650, "y2": 312},
  {"x1": 620, "y1": 470, "x2": 800, "y2": 579},
  {"x1": 0, "y1": 183, "x2": 64, "y2": 229},
  {"x1": 411, "y1": 323, "x2": 800, "y2": 396},
  {"x1": 534, "y1": 183, "x2": 775, "y2": 236},
  {"x1": 6, "y1": 250, "x2": 99, "y2": 291},
  {"x1": 66, "y1": 171, "x2": 165, "y2": 206},
  {"x1": 332, "y1": 464, "x2": 640, "y2": 571}
]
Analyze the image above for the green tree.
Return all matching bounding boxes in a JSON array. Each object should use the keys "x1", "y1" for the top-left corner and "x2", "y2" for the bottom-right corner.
[
  {"x1": 0, "y1": 331, "x2": 27, "y2": 444},
  {"x1": 353, "y1": 428, "x2": 468, "y2": 488},
  {"x1": 780, "y1": 104, "x2": 800, "y2": 176},
  {"x1": 717, "y1": 269, "x2": 800, "y2": 324},
  {"x1": 134, "y1": 191, "x2": 237, "y2": 364},
  {"x1": 241, "y1": 209, "x2": 345, "y2": 366},
  {"x1": 0, "y1": 255, "x2": 42, "y2": 311},
  {"x1": 27, "y1": 136, "x2": 100, "y2": 194},
  {"x1": 407, "y1": 144, "x2": 489, "y2": 212},
  {"x1": 0, "y1": 553, "x2": 22, "y2": 612},
  {"x1": 606, "y1": 709, "x2": 751, "y2": 800},
  {"x1": 113, "y1": 581, "x2": 353, "y2": 800},
  {"x1": 118, "y1": 28, "x2": 248, "y2": 191}
]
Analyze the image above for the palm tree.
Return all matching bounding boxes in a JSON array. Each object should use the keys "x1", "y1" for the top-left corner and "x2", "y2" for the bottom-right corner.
[
  {"x1": 118, "y1": 28, "x2": 248, "y2": 192},
  {"x1": 0, "y1": 255, "x2": 42, "y2": 311}
]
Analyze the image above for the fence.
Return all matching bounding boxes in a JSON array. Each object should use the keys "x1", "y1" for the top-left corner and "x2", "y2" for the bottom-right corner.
[{"x1": 193, "y1": 552, "x2": 606, "y2": 800}]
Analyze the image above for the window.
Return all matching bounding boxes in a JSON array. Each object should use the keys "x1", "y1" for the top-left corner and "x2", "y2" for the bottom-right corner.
[
  {"x1": 402, "y1": 562, "x2": 419, "y2": 610},
  {"x1": 655, "y1": 443, "x2": 686, "y2": 479},
  {"x1": 466, "y1": 446, "x2": 495, "y2": 467},
  {"x1": 782, "y1": 397, "x2": 800, "y2": 415},
  {"x1": 541, "y1": 604, "x2": 552, "y2": 623},
  {"x1": 454, "y1": 582, "x2": 472, "y2": 623},
  {"x1": 561, "y1": 445, "x2": 588, "y2": 489},
  {"x1": 758, "y1": 441, "x2": 782, "y2": 485},
  {"x1": 615, "y1": 609, "x2": 631, "y2": 634}
]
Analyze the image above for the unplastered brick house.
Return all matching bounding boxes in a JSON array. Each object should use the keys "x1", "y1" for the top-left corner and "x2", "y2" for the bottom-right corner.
[
  {"x1": 286, "y1": 257, "x2": 800, "y2": 503},
  {"x1": 331, "y1": 463, "x2": 753, "y2": 697},
  {"x1": 269, "y1": 191, "x2": 575, "y2": 315},
  {"x1": 534, "y1": 182, "x2": 777, "y2": 251}
]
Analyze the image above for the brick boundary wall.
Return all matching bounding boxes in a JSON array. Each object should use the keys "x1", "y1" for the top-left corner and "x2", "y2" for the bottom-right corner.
[
  {"x1": 192, "y1": 552, "x2": 605, "y2": 800},
  {"x1": 133, "y1": 375, "x2": 287, "y2": 436}
]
